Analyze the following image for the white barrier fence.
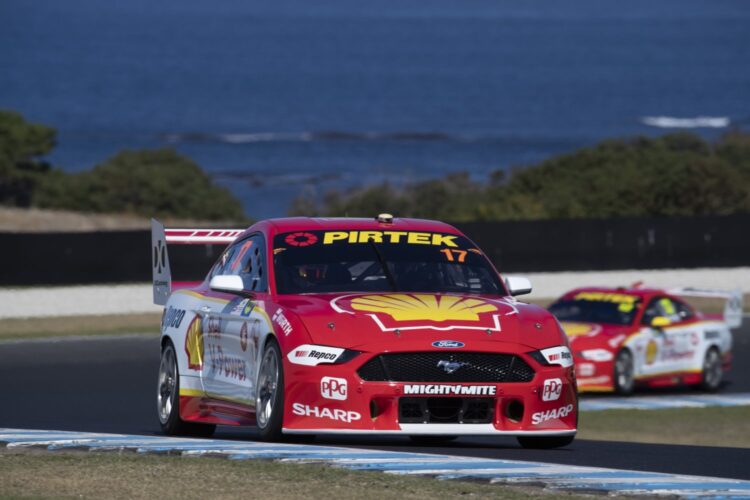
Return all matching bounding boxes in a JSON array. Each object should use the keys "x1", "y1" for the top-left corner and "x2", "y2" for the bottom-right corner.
[{"x1": 1, "y1": 267, "x2": 748, "y2": 319}]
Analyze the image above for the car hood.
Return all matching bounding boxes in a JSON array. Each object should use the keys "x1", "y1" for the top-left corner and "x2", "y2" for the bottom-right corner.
[
  {"x1": 561, "y1": 321, "x2": 633, "y2": 346},
  {"x1": 276, "y1": 292, "x2": 562, "y2": 350}
]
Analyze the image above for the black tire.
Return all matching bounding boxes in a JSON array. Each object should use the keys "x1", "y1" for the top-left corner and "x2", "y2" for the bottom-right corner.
[
  {"x1": 613, "y1": 349, "x2": 635, "y2": 396},
  {"x1": 256, "y1": 338, "x2": 284, "y2": 441},
  {"x1": 408, "y1": 435, "x2": 458, "y2": 445},
  {"x1": 157, "y1": 341, "x2": 216, "y2": 438},
  {"x1": 699, "y1": 347, "x2": 723, "y2": 392},
  {"x1": 517, "y1": 434, "x2": 575, "y2": 449}
]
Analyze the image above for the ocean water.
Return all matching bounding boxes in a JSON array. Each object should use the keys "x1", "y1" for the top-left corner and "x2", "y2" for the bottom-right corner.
[{"x1": 2, "y1": 0, "x2": 749, "y2": 218}]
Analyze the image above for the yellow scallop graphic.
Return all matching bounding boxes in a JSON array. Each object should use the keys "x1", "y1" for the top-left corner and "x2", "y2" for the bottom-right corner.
[
  {"x1": 645, "y1": 339, "x2": 658, "y2": 365},
  {"x1": 185, "y1": 316, "x2": 204, "y2": 370},
  {"x1": 350, "y1": 294, "x2": 496, "y2": 322},
  {"x1": 560, "y1": 322, "x2": 595, "y2": 337}
]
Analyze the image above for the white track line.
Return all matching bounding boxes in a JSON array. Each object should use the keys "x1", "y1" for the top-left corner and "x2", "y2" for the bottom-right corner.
[{"x1": 2, "y1": 428, "x2": 749, "y2": 498}]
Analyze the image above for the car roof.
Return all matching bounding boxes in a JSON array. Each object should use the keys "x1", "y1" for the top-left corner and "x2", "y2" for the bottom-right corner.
[
  {"x1": 561, "y1": 286, "x2": 667, "y2": 300},
  {"x1": 247, "y1": 217, "x2": 463, "y2": 236}
]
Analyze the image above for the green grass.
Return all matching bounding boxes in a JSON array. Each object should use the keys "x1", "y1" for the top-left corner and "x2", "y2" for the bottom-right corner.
[
  {"x1": 578, "y1": 405, "x2": 750, "y2": 448},
  {"x1": 0, "y1": 447, "x2": 593, "y2": 500},
  {"x1": 0, "y1": 313, "x2": 160, "y2": 341}
]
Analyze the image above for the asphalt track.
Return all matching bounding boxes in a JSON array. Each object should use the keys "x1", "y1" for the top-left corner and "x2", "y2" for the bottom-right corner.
[{"x1": 2, "y1": 324, "x2": 749, "y2": 481}]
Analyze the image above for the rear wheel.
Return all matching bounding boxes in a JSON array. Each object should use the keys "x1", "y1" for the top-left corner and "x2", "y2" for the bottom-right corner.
[
  {"x1": 256, "y1": 339, "x2": 284, "y2": 441},
  {"x1": 517, "y1": 435, "x2": 575, "y2": 449},
  {"x1": 699, "y1": 347, "x2": 723, "y2": 392},
  {"x1": 613, "y1": 349, "x2": 635, "y2": 395},
  {"x1": 157, "y1": 341, "x2": 216, "y2": 437}
]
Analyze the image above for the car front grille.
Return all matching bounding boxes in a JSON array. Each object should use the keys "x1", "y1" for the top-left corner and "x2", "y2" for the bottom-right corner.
[
  {"x1": 399, "y1": 397, "x2": 494, "y2": 424},
  {"x1": 357, "y1": 352, "x2": 534, "y2": 383}
]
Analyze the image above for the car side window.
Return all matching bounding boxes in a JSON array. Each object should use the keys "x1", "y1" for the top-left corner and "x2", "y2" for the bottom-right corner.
[
  {"x1": 641, "y1": 296, "x2": 693, "y2": 325},
  {"x1": 207, "y1": 235, "x2": 267, "y2": 292},
  {"x1": 234, "y1": 234, "x2": 268, "y2": 292},
  {"x1": 671, "y1": 298, "x2": 695, "y2": 322},
  {"x1": 209, "y1": 245, "x2": 239, "y2": 279}
]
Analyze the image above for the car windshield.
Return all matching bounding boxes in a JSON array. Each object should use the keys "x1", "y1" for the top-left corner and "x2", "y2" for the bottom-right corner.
[
  {"x1": 548, "y1": 292, "x2": 641, "y2": 326},
  {"x1": 273, "y1": 230, "x2": 505, "y2": 295}
]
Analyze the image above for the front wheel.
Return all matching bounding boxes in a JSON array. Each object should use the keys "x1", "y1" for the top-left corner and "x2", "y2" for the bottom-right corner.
[
  {"x1": 256, "y1": 339, "x2": 284, "y2": 441},
  {"x1": 613, "y1": 349, "x2": 635, "y2": 395},
  {"x1": 157, "y1": 341, "x2": 216, "y2": 437},
  {"x1": 517, "y1": 435, "x2": 575, "y2": 449},
  {"x1": 699, "y1": 348, "x2": 723, "y2": 392}
]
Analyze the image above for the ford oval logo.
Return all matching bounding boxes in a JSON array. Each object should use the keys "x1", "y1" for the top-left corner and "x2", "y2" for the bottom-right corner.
[{"x1": 432, "y1": 340, "x2": 464, "y2": 349}]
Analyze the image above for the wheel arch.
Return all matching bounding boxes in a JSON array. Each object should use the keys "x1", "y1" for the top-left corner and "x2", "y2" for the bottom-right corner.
[
  {"x1": 618, "y1": 345, "x2": 634, "y2": 356},
  {"x1": 262, "y1": 331, "x2": 280, "y2": 351},
  {"x1": 705, "y1": 342, "x2": 722, "y2": 354},
  {"x1": 161, "y1": 334, "x2": 174, "y2": 351}
]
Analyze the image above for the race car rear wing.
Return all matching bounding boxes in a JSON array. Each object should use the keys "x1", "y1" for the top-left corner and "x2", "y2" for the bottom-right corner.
[
  {"x1": 151, "y1": 218, "x2": 244, "y2": 305},
  {"x1": 667, "y1": 287, "x2": 744, "y2": 329}
]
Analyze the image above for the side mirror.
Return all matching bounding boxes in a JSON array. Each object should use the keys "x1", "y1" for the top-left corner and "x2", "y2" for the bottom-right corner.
[
  {"x1": 505, "y1": 276, "x2": 532, "y2": 297},
  {"x1": 209, "y1": 275, "x2": 245, "y2": 294},
  {"x1": 650, "y1": 316, "x2": 671, "y2": 328}
]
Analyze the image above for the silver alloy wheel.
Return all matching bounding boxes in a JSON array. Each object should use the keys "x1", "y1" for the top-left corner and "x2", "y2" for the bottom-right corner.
[
  {"x1": 702, "y1": 348, "x2": 722, "y2": 390},
  {"x1": 615, "y1": 350, "x2": 634, "y2": 394},
  {"x1": 157, "y1": 346, "x2": 177, "y2": 425},
  {"x1": 256, "y1": 347, "x2": 279, "y2": 429}
]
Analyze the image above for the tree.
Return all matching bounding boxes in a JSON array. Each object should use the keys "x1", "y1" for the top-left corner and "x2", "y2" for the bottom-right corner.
[
  {"x1": 0, "y1": 110, "x2": 56, "y2": 206},
  {"x1": 36, "y1": 149, "x2": 246, "y2": 220},
  {"x1": 300, "y1": 132, "x2": 750, "y2": 220}
]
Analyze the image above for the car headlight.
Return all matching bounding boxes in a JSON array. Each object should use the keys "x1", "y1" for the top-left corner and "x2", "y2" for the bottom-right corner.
[
  {"x1": 577, "y1": 349, "x2": 614, "y2": 362},
  {"x1": 286, "y1": 344, "x2": 361, "y2": 366},
  {"x1": 528, "y1": 346, "x2": 573, "y2": 368}
]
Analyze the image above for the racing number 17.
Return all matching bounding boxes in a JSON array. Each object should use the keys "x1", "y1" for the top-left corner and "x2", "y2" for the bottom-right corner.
[{"x1": 440, "y1": 249, "x2": 467, "y2": 263}]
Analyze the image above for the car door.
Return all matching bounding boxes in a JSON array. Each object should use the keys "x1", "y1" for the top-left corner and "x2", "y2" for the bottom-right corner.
[
  {"x1": 202, "y1": 234, "x2": 271, "y2": 407},
  {"x1": 637, "y1": 296, "x2": 700, "y2": 377},
  {"x1": 656, "y1": 298, "x2": 704, "y2": 374}
]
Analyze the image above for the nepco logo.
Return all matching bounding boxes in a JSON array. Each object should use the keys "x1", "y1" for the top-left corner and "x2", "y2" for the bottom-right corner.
[
  {"x1": 321, "y1": 376, "x2": 347, "y2": 400},
  {"x1": 541, "y1": 378, "x2": 562, "y2": 401},
  {"x1": 331, "y1": 293, "x2": 501, "y2": 332},
  {"x1": 287, "y1": 344, "x2": 344, "y2": 366},
  {"x1": 539, "y1": 346, "x2": 574, "y2": 368},
  {"x1": 432, "y1": 340, "x2": 464, "y2": 348}
]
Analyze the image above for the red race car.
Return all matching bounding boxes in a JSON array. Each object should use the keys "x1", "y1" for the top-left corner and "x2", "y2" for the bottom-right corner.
[
  {"x1": 548, "y1": 286, "x2": 742, "y2": 394},
  {"x1": 152, "y1": 215, "x2": 577, "y2": 448}
]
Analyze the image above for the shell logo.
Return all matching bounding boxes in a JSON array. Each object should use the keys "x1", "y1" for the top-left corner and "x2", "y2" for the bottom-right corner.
[
  {"x1": 351, "y1": 294, "x2": 496, "y2": 322},
  {"x1": 184, "y1": 316, "x2": 204, "y2": 370},
  {"x1": 560, "y1": 322, "x2": 597, "y2": 337},
  {"x1": 332, "y1": 293, "x2": 503, "y2": 332},
  {"x1": 645, "y1": 339, "x2": 658, "y2": 365}
]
